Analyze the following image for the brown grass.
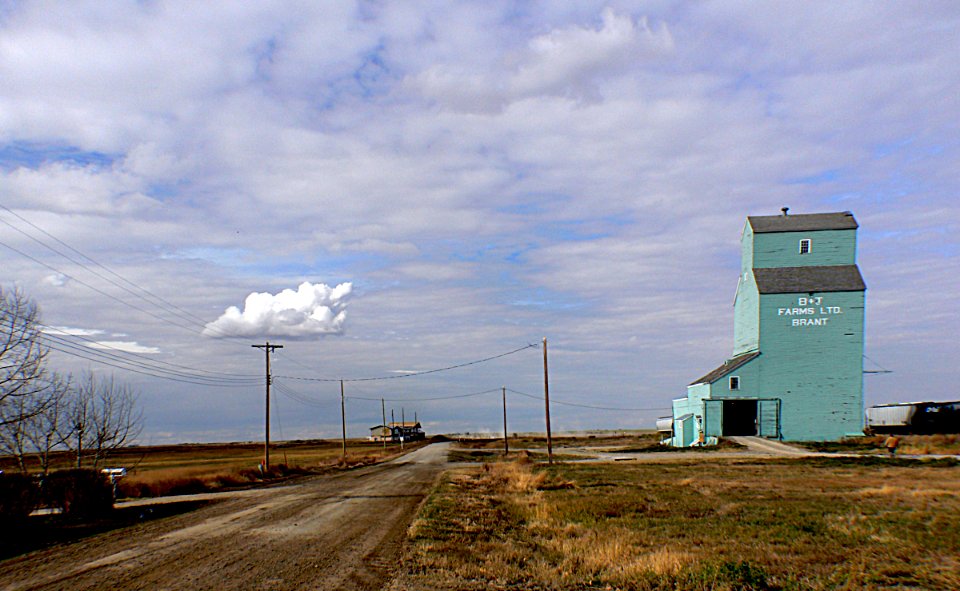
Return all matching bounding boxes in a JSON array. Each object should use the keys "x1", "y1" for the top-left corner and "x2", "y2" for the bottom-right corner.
[
  {"x1": 115, "y1": 441, "x2": 426, "y2": 497},
  {"x1": 0, "y1": 438, "x2": 429, "y2": 498},
  {"x1": 801, "y1": 433, "x2": 960, "y2": 455},
  {"x1": 402, "y1": 456, "x2": 960, "y2": 590}
]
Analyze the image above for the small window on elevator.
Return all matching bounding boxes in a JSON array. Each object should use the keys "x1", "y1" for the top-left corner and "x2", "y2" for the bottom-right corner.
[
  {"x1": 729, "y1": 376, "x2": 740, "y2": 390},
  {"x1": 799, "y1": 239, "x2": 812, "y2": 254}
]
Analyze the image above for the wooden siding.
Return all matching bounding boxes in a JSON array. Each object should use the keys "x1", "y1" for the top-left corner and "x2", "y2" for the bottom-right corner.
[
  {"x1": 673, "y1": 212, "x2": 866, "y2": 446},
  {"x1": 752, "y1": 229, "x2": 857, "y2": 269},
  {"x1": 757, "y1": 291, "x2": 865, "y2": 440},
  {"x1": 733, "y1": 271, "x2": 759, "y2": 355},
  {"x1": 734, "y1": 223, "x2": 760, "y2": 355},
  {"x1": 709, "y1": 356, "x2": 761, "y2": 399}
]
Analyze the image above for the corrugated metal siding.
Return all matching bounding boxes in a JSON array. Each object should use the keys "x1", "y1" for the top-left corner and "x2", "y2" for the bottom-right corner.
[
  {"x1": 866, "y1": 405, "x2": 915, "y2": 427},
  {"x1": 656, "y1": 416, "x2": 673, "y2": 433}
]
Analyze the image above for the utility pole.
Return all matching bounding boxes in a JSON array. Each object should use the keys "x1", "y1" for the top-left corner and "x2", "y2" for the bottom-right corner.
[
  {"x1": 391, "y1": 409, "x2": 395, "y2": 444},
  {"x1": 543, "y1": 337, "x2": 553, "y2": 464},
  {"x1": 340, "y1": 380, "x2": 346, "y2": 460},
  {"x1": 381, "y1": 397, "x2": 387, "y2": 452},
  {"x1": 75, "y1": 422, "x2": 83, "y2": 468},
  {"x1": 252, "y1": 342, "x2": 283, "y2": 471},
  {"x1": 502, "y1": 386, "x2": 509, "y2": 456}
]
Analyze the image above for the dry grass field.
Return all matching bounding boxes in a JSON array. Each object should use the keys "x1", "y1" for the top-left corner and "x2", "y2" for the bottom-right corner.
[
  {"x1": 401, "y1": 455, "x2": 960, "y2": 591},
  {"x1": 799, "y1": 434, "x2": 960, "y2": 456},
  {"x1": 117, "y1": 438, "x2": 432, "y2": 497},
  {"x1": 0, "y1": 438, "x2": 429, "y2": 498},
  {"x1": 452, "y1": 433, "x2": 745, "y2": 458}
]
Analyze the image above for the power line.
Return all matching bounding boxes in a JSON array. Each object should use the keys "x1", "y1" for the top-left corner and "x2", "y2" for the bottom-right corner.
[
  {"x1": 863, "y1": 354, "x2": 893, "y2": 375},
  {"x1": 0, "y1": 237, "x2": 215, "y2": 337},
  {"x1": 36, "y1": 335, "x2": 261, "y2": 386},
  {"x1": 274, "y1": 343, "x2": 539, "y2": 383},
  {"x1": 506, "y1": 388, "x2": 671, "y2": 412},
  {"x1": 273, "y1": 379, "x2": 500, "y2": 405},
  {"x1": 0, "y1": 207, "x2": 237, "y2": 338},
  {"x1": 347, "y1": 388, "x2": 501, "y2": 403},
  {"x1": 38, "y1": 323, "x2": 260, "y2": 380},
  {"x1": 38, "y1": 338, "x2": 261, "y2": 385},
  {"x1": 273, "y1": 380, "x2": 332, "y2": 407}
]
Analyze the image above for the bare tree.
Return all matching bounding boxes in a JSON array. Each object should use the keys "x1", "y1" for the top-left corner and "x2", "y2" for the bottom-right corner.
[
  {"x1": 0, "y1": 373, "x2": 71, "y2": 474},
  {"x1": 23, "y1": 374, "x2": 71, "y2": 475},
  {"x1": 0, "y1": 393, "x2": 31, "y2": 473},
  {"x1": 64, "y1": 373, "x2": 143, "y2": 469},
  {"x1": 0, "y1": 286, "x2": 49, "y2": 425},
  {"x1": 1, "y1": 288, "x2": 145, "y2": 471}
]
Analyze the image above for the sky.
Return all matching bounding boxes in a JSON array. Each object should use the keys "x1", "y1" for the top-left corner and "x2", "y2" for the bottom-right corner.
[{"x1": 1, "y1": 1, "x2": 958, "y2": 444}]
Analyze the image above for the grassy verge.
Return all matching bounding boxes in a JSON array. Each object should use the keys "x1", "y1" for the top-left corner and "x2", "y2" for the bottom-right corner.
[
  {"x1": 454, "y1": 434, "x2": 653, "y2": 451},
  {"x1": 797, "y1": 434, "x2": 960, "y2": 455},
  {"x1": 116, "y1": 439, "x2": 431, "y2": 498},
  {"x1": 401, "y1": 456, "x2": 960, "y2": 590},
  {"x1": 0, "y1": 438, "x2": 432, "y2": 499},
  {"x1": 451, "y1": 433, "x2": 747, "y2": 462},
  {"x1": 447, "y1": 448, "x2": 595, "y2": 463}
]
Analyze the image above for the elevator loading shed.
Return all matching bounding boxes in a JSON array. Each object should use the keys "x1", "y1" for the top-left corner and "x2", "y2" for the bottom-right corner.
[{"x1": 670, "y1": 211, "x2": 866, "y2": 446}]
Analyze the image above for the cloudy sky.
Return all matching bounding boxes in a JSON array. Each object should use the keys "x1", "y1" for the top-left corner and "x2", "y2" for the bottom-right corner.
[{"x1": 2, "y1": 2, "x2": 957, "y2": 444}]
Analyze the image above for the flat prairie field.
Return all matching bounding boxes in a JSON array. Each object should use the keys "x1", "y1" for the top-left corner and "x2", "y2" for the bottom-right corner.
[
  {"x1": 1, "y1": 439, "x2": 426, "y2": 498},
  {"x1": 400, "y1": 456, "x2": 960, "y2": 591}
]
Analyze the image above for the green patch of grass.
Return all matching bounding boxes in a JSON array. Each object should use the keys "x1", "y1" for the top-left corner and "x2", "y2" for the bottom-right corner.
[{"x1": 401, "y1": 457, "x2": 960, "y2": 590}]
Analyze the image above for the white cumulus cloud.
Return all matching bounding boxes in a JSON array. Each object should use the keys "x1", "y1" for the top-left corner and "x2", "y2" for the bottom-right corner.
[{"x1": 204, "y1": 282, "x2": 352, "y2": 339}]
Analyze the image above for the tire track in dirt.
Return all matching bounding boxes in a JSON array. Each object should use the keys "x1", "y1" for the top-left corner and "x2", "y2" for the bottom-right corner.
[{"x1": 1, "y1": 443, "x2": 450, "y2": 591}]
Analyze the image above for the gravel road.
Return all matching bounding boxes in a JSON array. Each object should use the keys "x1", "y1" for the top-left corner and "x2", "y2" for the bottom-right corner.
[{"x1": 1, "y1": 442, "x2": 451, "y2": 591}]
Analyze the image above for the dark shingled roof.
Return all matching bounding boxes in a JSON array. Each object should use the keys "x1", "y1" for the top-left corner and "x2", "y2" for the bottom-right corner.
[
  {"x1": 748, "y1": 211, "x2": 858, "y2": 233},
  {"x1": 753, "y1": 265, "x2": 866, "y2": 294},
  {"x1": 690, "y1": 351, "x2": 760, "y2": 386}
]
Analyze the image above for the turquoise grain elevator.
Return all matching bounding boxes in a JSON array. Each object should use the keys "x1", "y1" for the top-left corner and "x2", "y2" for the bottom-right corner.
[{"x1": 670, "y1": 210, "x2": 866, "y2": 446}]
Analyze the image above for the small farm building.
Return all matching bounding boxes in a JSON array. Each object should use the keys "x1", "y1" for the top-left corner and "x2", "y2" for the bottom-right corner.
[
  {"x1": 369, "y1": 421, "x2": 425, "y2": 442},
  {"x1": 670, "y1": 210, "x2": 866, "y2": 445}
]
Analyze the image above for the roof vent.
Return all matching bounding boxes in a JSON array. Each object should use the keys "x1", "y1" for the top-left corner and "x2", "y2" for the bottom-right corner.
[{"x1": 781, "y1": 207, "x2": 790, "y2": 216}]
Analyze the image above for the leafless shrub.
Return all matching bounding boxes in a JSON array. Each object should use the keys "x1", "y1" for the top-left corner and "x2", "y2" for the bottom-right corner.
[
  {"x1": 0, "y1": 287, "x2": 47, "y2": 420},
  {"x1": 61, "y1": 373, "x2": 144, "y2": 469}
]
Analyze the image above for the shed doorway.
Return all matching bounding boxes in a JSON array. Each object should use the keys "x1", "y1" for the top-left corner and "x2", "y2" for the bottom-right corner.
[{"x1": 722, "y1": 399, "x2": 758, "y2": 436}]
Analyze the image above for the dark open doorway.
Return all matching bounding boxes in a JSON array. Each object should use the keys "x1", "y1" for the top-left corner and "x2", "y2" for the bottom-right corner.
[{"x1": 722, "y1": 399, "x2": 758, "y2": 436}]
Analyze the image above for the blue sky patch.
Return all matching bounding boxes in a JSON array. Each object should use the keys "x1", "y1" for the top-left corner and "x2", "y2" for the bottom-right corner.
[
  {"x1": 872, "y1": 137, "x2": 914, "y2": 159},
  {"x1": 784, "y1": 168, "x2": 841, "y2": 185},
  {"x1": 0, "y1": 142, "x2": 118, "y2": 170},
  {"x1": 537, "y1": 219, "x2": 612, "y2": 242}
]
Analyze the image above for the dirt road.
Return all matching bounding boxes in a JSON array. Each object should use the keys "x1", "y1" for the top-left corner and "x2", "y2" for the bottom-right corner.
[{"x1": 1, "y1": 442, "x2": 451, "y2": 591}]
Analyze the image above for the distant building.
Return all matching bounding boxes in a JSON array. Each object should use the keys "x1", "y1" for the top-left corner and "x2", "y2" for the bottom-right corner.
[
  {"x1": 369, "y1": 421, "x2": 425, "y2": 442},
  {"x1": 670, "y1": 210, "x2": 866, "y2": 445},
  {"x1": 369, "y1": 425, "x2": 392, "y2": 442}
]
